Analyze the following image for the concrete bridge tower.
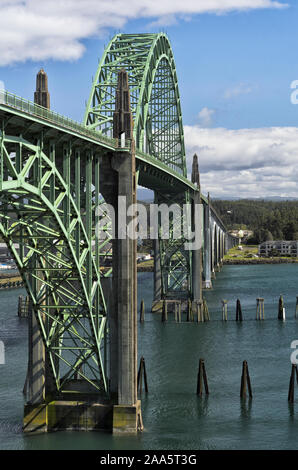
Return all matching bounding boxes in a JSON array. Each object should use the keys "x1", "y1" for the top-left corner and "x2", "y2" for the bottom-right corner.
[{"x1": 34, "y1": 69, "x2": 50, "y2": 109}]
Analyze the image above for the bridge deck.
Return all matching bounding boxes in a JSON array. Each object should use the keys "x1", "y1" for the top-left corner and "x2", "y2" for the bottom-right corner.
[{"x1": 0, "y1": 90, "x2": 209, "y2": 200}]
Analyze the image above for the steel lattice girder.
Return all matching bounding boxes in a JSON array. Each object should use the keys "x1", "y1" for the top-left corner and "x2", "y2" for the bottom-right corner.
[
  {"x1": 154, "y1": 190, "x2": 192, "y2": 299},
  {"x1": 84, "y1": 33, "x2": 186, "y2": 177},
  {"x1": 0, "y1": 129, "x2": 108, "y2": 396}
]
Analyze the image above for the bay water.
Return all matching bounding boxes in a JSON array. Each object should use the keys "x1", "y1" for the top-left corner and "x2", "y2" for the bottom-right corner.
[{"x1": 0, "y1": 264, "x2": 298, "y2": 450}]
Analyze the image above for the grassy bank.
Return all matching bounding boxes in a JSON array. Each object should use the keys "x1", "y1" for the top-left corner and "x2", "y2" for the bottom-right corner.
[{"x1": 223, "y1": 245, "x2": 298, "y2": 264}]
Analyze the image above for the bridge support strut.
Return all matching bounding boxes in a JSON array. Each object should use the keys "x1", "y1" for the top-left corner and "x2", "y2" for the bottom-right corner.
[{"x1": 110, "y1": 69, "x2": 142, "y2": 433}]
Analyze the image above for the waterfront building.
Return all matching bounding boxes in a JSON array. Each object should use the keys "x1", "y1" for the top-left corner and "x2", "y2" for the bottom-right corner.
[{"x1": 258, "y1": 240, "x2": 298, "y2": 257}]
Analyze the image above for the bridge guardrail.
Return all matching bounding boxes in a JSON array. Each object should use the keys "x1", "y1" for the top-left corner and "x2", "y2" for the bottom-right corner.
[{"x1": 0, "y1": 90, "x2": 129, "y2": 149}]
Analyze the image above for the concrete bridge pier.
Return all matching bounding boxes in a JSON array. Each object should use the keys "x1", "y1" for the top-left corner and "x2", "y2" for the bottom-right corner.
[
  {"x1": 191, "y1": 154, "x2": 202, "y2": 302},
  {"x1": 23, "y1": 307, "x2": 47, "y2": 433},
  {"x1": 23, "y1": 271, "x2": 58, "y2": 433},
  {"x1": 203, "y1": 195, "x2": 212, "y2": 289},
  {"x1": 151, "y1": 192, "x2": 163, "y2": 313},
  {"x1": 108, "y1": 69, "x2": 142, "y2": 433},
  {"x1": 23, "y1": 68, "x2": 142, "y2": 435}
]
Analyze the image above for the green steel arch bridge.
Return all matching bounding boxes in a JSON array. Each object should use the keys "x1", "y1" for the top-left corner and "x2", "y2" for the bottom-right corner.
[{"x1": 0, "y1": 33, "x2": 237, "y2": 433}]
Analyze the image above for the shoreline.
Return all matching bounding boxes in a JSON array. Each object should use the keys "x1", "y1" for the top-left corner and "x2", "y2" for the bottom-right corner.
[
  {"x1": 138, "y1": 258, "x2": 298, "y2": 270},
  {"x1": 223, "y1": 258, "x2": 298, "y2": 265}
]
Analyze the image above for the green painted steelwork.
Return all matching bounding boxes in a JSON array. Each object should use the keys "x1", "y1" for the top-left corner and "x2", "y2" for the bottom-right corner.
[
  {"x1": 85, "y1": 33, "x2": 193, "y2": 298},
  {"x1": 0, "y1": 89, "x2": 207, "y2": 199},
  {"x1": 84, "y1": 33, "x2": 186, "y2": 176},
  {"x1": 0, "y1": 33, "x2": 227, "y2": 399},
  {"x1": 0, "y1": 131, "x2": 108, "y2": 396}
]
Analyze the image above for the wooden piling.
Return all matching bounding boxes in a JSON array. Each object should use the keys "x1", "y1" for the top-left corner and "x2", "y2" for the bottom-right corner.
[
  {"x1": 139, "y1": 299, "x2": 145, "y2": 323},
  {"x1": 256, "y1": 298, "x2": 264, "y2": 320},
  {"x1": 221, "y1": 300, "x2": 228, "y2": 321},
  {"x1": 187, "y1": 299, "x2": 193, "y2": 322},
  {"x1": 162, "y1": 300, "x2": 168, "y2": 322},
  {"x1": 137, "y1": 356, "x2": 148, "y2": 395},
  {"x1": 178, "y1": 302, "x2": 182, "y2": 323},
  {"x1": 236, "y1": 299, "x2": 243, "y2": 322},
  {"x1": 240, "y1": 360, "x2": 253, "y2": 399},
  {"x1": 194, "y1": 301, "x2": 200, "y2": 323},
  {"x1": 197, "y1": 358, "x2": 209, "y2": 396},
  {"x1": 195, "y1": 301, "x2": 203, "y2": 322},
  {"x1": 203, "y1": 298, "x2": 210, "y2": 321},
  {"x1": 288, "y1": 364, "x2": 298, "y2": 403},
  {"x1": 278, "y1": 294, "x2": 284, "y2": 320}
]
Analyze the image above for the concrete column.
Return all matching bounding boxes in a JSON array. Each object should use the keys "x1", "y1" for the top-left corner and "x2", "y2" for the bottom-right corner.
[
  {"x1": 111, "y1": 69, "x2": 142, "y2": 433},
  {"x1": 23, "y1": 301, "x2": 48, "y2": 434},
  {"x1": 216, "y1": 227, "x2": 220, "y2": 268},
  {"x1": 111, "y1": 152, "x2": 137, "y2": 407},
  {"x1": 26, "y1": 308, "x2": 45, "y2": 404},
  {"x1": 191, "y1": 154, "x2": 202, "y2": 301},
  {"x1": 211, "y1": 225, "x2": 215, "y2": 279},
  {"x1": 202, "y1": 202, "x2": 212, "y2": 289},
  {"x1": 153, "y1": 237, "x2": 162, "y2": 301},
  {"x1": 219, "y1": 231, "x2": 222, "y2": 264}
]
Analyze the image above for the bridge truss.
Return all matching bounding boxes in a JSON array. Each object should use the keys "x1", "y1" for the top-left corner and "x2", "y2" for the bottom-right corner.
[
  {"x1": 85, "y1": 33, "x2": 192, "y2": 300},
  {"x1": 0, "y1": 33, "x2": 198, "y2": 401}
]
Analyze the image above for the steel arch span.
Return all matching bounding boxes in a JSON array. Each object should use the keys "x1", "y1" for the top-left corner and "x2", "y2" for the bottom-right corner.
[
  {"x1": 84, "y1": 33, "x2": 186, "y2": 176},
  {"x1": 0, "y1": 33, "x2": 232, "y2": 434},
  {"x1": 85, "y1": 33, "x2": 192, "y2": 299},
  {"x1": 0, "y1": 133, "x2": 108, "y2": 396}
]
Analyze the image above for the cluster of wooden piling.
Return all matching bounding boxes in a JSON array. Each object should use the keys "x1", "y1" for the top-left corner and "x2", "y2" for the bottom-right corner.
[
  {"x1": 218, "y1": 295, "x2": 298, "y2": 322},
  {"x1": 140, "y1": 298, "x2": 210, "y2": 323},
  {"x1": 0, "y1": 279, "x2": 24, "y2": 290},
  {"x1": 143, "y1": 295, "x2": 298, "y2": 323},
  {"x1": 137, "y1": 355, "x2": 298, "y2": 403},
  {"x1": 196, "y1": 358, "x2": 253, "y2": 399},
  {"x1": 221, "y1": 298, "x2": 243, "y2": 321},
  {"x1": 256, "y1": 298, "x2": 265, "y2": 320}
]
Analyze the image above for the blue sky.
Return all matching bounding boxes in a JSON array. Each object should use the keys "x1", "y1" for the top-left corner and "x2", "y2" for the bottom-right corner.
[{"x1": 0, "y1": 0, "x2": 297, "y2": 198}]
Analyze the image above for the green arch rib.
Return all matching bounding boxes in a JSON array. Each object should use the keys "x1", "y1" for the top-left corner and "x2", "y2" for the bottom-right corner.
[{"x1": 84, "y1": 33, "x2": 187, "y2": 176}]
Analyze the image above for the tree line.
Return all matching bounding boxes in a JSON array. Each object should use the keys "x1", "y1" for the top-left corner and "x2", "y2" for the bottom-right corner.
[{"x1": 211, "y1": 199, "x2": 298, "y2": 244}]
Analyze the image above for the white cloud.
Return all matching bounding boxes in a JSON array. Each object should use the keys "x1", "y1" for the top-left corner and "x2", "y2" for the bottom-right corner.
[
  {"x1": 184, "y1": 125, "x2": 298, "y2": 198},
  {"x1": 0, "y1": 0, "x2": 288, "y2": 65},
  {"x1": 0, "y1": 81, "x2": 5, "y2": 90},
  {"x1": 224, "y1": 83, "x2": 254, "y2": 100},
  {"x1": 198, "y1": 107, "x2": 216, "y2": 127}
]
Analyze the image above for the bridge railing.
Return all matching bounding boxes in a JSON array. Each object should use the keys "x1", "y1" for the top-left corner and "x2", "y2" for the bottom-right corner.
[{"x1": 0, "y1": 90, "x2": 130, "y2": 149}]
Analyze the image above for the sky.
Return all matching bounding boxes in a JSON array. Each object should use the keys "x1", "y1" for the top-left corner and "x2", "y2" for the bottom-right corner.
[{"x1": 0, "y1": 0, "x2": 297, "y2": 199}]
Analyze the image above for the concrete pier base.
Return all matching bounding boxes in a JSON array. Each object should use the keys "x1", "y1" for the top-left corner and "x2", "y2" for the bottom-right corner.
[
  {"x1": 113, "y1": 400, "x2": 143, "y2": 434},
  {"x1": 23, "y1": 403, "x2": 47, "y2": 434},
  {"x1": 24, "y1": 400, "x2": 144, "y2": 434}
]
